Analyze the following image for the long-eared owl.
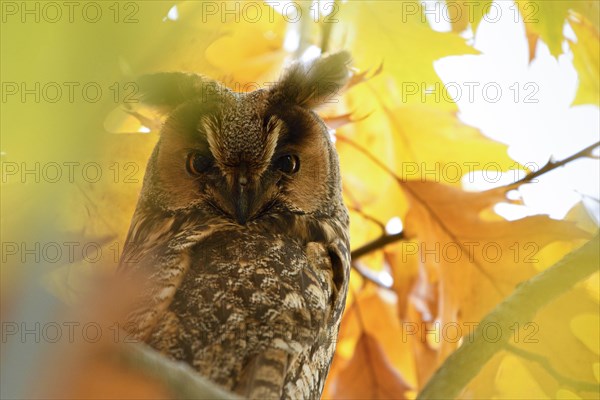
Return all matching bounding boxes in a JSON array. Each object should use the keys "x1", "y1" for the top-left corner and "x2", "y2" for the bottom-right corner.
[{"x1": 118, "y1": 52, "x2": 351, "y2": 399}]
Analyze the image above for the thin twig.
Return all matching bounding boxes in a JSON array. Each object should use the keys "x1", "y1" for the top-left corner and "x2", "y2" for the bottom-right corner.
[
  {"x1": 343, "y1": 181, "x2": 401, "y2": 286},
  {"x1": 351, "y1": 232, "x2": 405, "y2": 260},
  {"x1": 352, "y1": 261, "x2": 393, "y2": 289},
  {"x1": 510, "y1": 141, "x2": 599, "y2": 186}
]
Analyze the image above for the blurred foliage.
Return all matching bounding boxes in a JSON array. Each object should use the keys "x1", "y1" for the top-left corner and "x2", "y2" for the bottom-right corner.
[{"x1": 1, "y1": 0, "x2": 599, "y2": 399}]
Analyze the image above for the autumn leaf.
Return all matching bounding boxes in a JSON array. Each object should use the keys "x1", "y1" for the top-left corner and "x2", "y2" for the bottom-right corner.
[
  {"x1": 202, "y1": 4, "x2": 289, "y2": 85},
  {"x1": 383, "y1": 105, "x2": 516, "y2": 171},
  {"x1": 328, "y1": 333, "x2": 412, "y2": 400},
  {"x1": 400, "y1": 180, "x2": 589, "y2": 353},
  {"x1": 516, "y1": 0, "x2": 599, "y2": 61},
  {"x1": 569, "y1": 13, "x2": 600, "y2": 106},
  {"x1": 516, "y1": 0, "x2": 572, "y2": 58},
  {"x1": 446, "y1": 0, "x2": 494, "y2": 33},
  {"x1": 332, "y1": 0, "x2": 477, "y2": 110}
]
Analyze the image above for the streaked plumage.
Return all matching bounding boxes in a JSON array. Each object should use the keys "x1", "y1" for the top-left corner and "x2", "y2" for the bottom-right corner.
[{"x1": 119, "y1": 52, "x2": 351, "y2": 399}]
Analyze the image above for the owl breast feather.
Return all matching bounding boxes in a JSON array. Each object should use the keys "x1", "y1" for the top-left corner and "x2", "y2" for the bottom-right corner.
[{"x1": 147, "y1": 226, "x2": 338, "y2": 397}]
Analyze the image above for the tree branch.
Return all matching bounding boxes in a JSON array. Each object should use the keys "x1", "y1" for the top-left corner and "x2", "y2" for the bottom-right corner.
[
  {"x1": 351, "y1": 232, "x2": 405, "y2": 260},
  {"x1": 417, "y1": 233, "x2": 600, "y2": 399},
  {"x1": 510, "y1": 141, "x2": 599, "y2": 187},
  {"x1": 118, "y1": 342, "x2": 240, "y2": 399}
]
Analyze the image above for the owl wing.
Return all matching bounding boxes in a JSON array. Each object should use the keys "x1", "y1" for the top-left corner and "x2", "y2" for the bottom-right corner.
[
  {"x1": 232, "y1": 238, "x2": 351, "y2": 399},
  {"x1": 117, "y1": 210, "x2": 218, "y2": 341}
]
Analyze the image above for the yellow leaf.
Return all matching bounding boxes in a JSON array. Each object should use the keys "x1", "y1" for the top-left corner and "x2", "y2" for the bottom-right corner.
[
  {"x1": 446, "y1": 0, "x2": 494, "y2": 33},
  {"x1": 332, "y1": 1, "x2": 478, "y2": 110},
  {"x1": 203, "y1": 6, "x2": 288, "y2": 85},
  {"x1": 569, "y1": 14, "x2": 600, "y2": 106},
  {"x1": 513, "y1": 287, "x2": 599, "y2": 398},
  {"x1": 495, "y1": 354, "x2": 550, "y2": 399},
  {"x1": 571, "y1": 314, "x2": 600, "y2": 355},
  {"x1": 516, "y1": 0, "x2": 571, "y2": 58},
  {"x1": 387, "y1": 105, "x2": 517, "y2": 177},
  {"x1": 556, "y1": 389, "x2": 583, "y2": 399}
]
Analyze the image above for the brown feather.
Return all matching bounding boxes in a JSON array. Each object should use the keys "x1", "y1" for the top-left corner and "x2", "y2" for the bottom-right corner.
[{"x1": 119, "y1": 52, "x2": 352, "y2": 399}]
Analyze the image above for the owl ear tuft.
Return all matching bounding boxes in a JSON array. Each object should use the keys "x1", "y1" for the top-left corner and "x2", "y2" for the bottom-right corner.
[
  {"x1": 272, "y1": 51, "x2": 351, "y2": 109},
  {"x1": 136, "y1": 72, "x2": 216, "y2": 110}
]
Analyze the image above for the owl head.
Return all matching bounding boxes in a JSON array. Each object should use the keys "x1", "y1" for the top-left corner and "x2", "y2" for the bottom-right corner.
[{"x1": 136, "y1": 52, "x2": 351, "y2": 225}]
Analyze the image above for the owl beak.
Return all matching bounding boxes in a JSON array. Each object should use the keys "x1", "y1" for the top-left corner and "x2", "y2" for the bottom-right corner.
[
  {"x1": 234, "y1": 191, "x2": 250, "y2": 224},
  {"x1": 233, "y1": 175, "x2": 252, "y2": 225}
]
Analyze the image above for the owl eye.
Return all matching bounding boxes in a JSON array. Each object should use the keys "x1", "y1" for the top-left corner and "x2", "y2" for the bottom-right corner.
[
  {"x1": 276, "y1": 155, "x2": 300, "y2": 174},
  {"x1": 186, "y1": 153, "x2": 212, "y2": 175}
]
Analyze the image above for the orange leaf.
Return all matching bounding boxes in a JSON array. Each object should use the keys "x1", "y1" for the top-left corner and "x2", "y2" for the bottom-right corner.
[
  {"x1": 397, "y1": 180, "x2": 591, "y2": 379},
  {"x1": 329, "y1": 334, "x2": 412, "y2": 399}
]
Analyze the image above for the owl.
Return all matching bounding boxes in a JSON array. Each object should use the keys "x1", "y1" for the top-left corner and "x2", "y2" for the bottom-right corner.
[{"x1": 118, "y1": 52, "x2": 351, "y2": 399}]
